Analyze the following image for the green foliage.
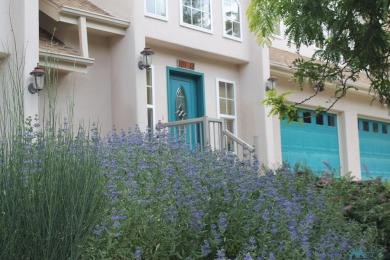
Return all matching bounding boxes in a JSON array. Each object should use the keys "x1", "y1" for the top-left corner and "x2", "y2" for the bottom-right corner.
[
  {"x1": 262, "y1": 90, "x2": 301, "y2": 123},
  {"x1": 0, "y1": 118, "x2": 104, "y2": 259},
  {"x1": 321, "y1": 175, "x2": 390, "y2": 256},
  {"x1": 0, "y1": 122, "x2": 386, "y2": 259},
  {"x1": 248, "y1": 0, "x2": 390, "y2": 120},
  {"x1": 82, "y1": 130, "x2": 380, "y2": 259},
  {"x1": 384, "y1": 181, "x2": 390, "y2": 191}
]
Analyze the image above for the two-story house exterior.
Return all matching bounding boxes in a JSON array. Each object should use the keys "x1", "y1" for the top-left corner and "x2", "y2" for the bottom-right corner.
[{"x1": 0, "y1": 0, "x2": 389, "y2": 180}]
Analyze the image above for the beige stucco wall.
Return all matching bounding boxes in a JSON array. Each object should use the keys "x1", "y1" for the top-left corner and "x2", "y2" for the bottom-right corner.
[
  {"x1": 91, "y1": 0, "x2": 149, "y2": 131},
  {"x1": 0, "y1": 0, "x2": 40, "y2": 119},
  {"x1": 39, "y1": 34, "x2": 113, "y2": 134},
  {"x1": 0, "y1": 0, "x2": 10, "y2": 55},
  {"x1": 144, "y1": 1, "x2": 251, "y2": 65},
  {"x1": 38, "y1": 11, "x2": 115, "y2": 134}
]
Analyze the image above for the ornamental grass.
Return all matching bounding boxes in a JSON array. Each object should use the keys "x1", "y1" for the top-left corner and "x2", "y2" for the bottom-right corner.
[{"x1": 0, "y1": 118, "x2": 104, "y2": 259}]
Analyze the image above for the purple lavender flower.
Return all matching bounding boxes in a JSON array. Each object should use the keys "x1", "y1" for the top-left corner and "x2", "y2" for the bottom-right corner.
[
  {"x1": 268, "y1": 252, "x2": 276, "y2": 260},
  {"x1": 133, "y1": 248, "x2": 142, "y2": 260},
  {"x1": 244, "y1": 253, "x2": 254, "y2": 260},
  {"x1": 201, "y1": 241, "x2": 210, "y2": 256},
  {"x1": 322, "y1": 160, "x2": 332, "y2": 169},
  {"x1": 262, "y1": 210, "x2": 270, "y2": 221},
  {"x1": 216, "y1": 249, "x2": 226, "y2": 260},
  {"x1": 111, "y1": 215, "x2": 127, "y2": 221},
  {"x1": 219, "y1": 213, "x2": 227, "y2": 230}
]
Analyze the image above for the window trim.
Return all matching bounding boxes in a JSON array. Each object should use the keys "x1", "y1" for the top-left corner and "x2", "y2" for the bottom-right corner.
[
  {"x1": 145, "y1": 0, "x2": 168, "y2": 21},
  {"x1": 222, "y1": 0, "x2": 243, "y2": 41},
  {"x1": 216, "y1": 78, "x2": 238, "y2": 153},
  {"x1": 272, "y1": 19, "x2": 283, "y2": 39},
  {"x1": 358, "y1": 118, "x2": 390, "y2": 135},
  {"x1": 216, "y1": 78, "x2": 238, "y2": 132},
  {"x1": 179, "y1": 0, "x2": 213, "y2": 34},
  {"x1": 146, "y1": 66, "x2": 156, "y2": 130}
]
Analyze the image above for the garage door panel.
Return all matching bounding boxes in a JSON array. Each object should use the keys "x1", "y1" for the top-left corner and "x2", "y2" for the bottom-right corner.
[
  {"x1": 359, "y1": 118, "x2": 390, "y2": 181},
  {"x1": 281, "y1": 110, "x2": 340, "y2": 174}
]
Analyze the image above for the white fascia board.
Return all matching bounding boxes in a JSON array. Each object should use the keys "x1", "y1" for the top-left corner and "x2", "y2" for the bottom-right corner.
[
  {"x1": 347, "y1": 81, "x2": 370, "y2": 92},
  {"x1": 270, "y1": 61, "x2": 371, "y2": 94},
  {"x1": 39, "y1": 0, "x2": 62, "y2": 21},
  {"x1": 270, "y1": 61, "x2": 293, "y2": 76},
  {"x1": 39, "y1": 50, "x2": 94, "y2": 73},
  {"x1": 59, "y1": 6, "x2": 129, "y2": 35}
]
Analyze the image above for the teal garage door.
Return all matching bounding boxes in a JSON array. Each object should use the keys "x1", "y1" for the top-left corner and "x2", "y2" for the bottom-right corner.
[
  {"x1": 281, "y1": 110, "x2": 340, "y2": 174},
  {"x1": 358, "y1": 119, "x2": 390, "y2": 181}
]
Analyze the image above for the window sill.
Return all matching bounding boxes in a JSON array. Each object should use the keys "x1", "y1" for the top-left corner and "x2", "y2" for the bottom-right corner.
[
  {"x1": 223, "y1": 35, "x2": 243, "y2": 42},
  {"x1": 145, "y1": 13, "x2": 168, "y2": 22},
  {"x1": 180, "y1": 23, "x2": 213, "y2": 34}
]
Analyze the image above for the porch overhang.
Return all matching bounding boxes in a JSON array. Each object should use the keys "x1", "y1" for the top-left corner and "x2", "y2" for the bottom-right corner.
[{"x1": 39, "y1": 50, "x2": 94, "y2": 73}]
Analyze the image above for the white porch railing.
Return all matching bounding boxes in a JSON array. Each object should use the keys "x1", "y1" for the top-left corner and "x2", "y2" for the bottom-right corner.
[{"x1": 162, "y1": 116, "x2": 255, "y2": 160}]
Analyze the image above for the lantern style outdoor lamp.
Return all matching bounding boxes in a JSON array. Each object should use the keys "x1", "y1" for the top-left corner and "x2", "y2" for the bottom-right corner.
[
  {"x1": 28, "y1": 64, "x2": 45, "y2": 94},
  {"x1": 265, "y1": 76, "x2": 278, "y2": 91},
  {"x1": 138, "y1": 46, "x2": 154, "y2": 70}
]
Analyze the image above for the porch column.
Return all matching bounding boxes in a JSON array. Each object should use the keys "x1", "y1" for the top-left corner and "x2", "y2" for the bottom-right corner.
[
  {"x1": 339, "y1": 110, "x2": 361, "y2": 179},
  {"x1": 78, "y1": 16, "x2": 89, "y2": 58}
]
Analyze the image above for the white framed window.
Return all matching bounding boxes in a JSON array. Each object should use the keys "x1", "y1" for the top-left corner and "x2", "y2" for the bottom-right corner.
[
  {"x1": 273, "y1": 19, "x2": 283, "y2": 38},
  {"x1": 180, "y1": 0, "x2": 212, "y2": 33},
  {"x1": 223, "y1": 0, "x2": 242, "y2": 40},
  {"x1": 217, "y1": 79, "x2": 237, "y2": 152},
  {"x1": 146, "y1": 67, "x2": 156, "y2": 131},
  {"x1": 145, "y1": 0, "x2": 168, "y2": 20}
]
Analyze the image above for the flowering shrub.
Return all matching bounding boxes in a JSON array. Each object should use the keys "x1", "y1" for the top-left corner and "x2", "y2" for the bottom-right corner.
[
  {"x1": 84, "y1": 127, "x2": 380, "y2": 259},
  {"x1": 324, "y1": 175, "x2": 390, "y2": 257}
]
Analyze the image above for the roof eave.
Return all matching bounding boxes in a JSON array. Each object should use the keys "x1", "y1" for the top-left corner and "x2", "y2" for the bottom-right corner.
[
  {"x1": 270, "y1": 61, "x2": 371, "y2": 93},
  {"x1": 40, "y1": 0, "x2": 130, "y2": 36}
]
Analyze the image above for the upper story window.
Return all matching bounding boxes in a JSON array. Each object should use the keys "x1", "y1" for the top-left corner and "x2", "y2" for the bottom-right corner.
[
  {"x1": 223, "y1": 0, "x2": 241, "y2": 40},
  {"x1": 273, "y1": 19, "x2": 282, "y2": 38},
  {"x1": 180, "y1": 0, "x2": 212, "y2": 32},
  {"x1": 145, "y1": 0, "x2": 167, "y2": 20}
]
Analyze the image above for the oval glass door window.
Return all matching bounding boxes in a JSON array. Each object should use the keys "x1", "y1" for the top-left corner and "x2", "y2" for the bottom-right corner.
[{"x1": 175, "y1": 87, "x2": 188, "y2": 121}]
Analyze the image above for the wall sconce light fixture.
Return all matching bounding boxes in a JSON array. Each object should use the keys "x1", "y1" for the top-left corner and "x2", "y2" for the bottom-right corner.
[
  {"x1": 138, "y1": 46, "x2": 154, "y2": 70},
  {"x1": 28, "y1": 64, "x2": 45, "y2": 94},
  {"x1": 265, "y1": 76, "x2": 278, "y2": 91}
]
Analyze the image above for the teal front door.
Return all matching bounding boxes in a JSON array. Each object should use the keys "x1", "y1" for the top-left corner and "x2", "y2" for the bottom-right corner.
[
  {"x1": 167, "y1": 68, "x2": 205, "y2": 147},
  {"x1": 168, "y1": 75, "x2": 198, "y2": 121}
]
